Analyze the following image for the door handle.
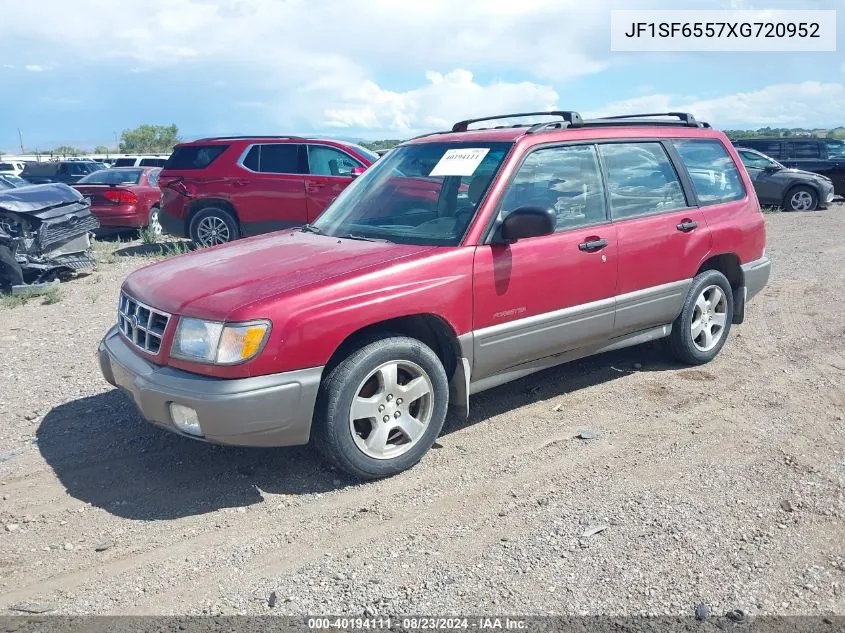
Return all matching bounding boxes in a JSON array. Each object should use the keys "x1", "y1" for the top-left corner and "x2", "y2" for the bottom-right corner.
[
  {"x1": 677, "y1": 220, "x2": 698, "y2": 232},
  {"x1": 578, "y1": 238, "x2": 608, "y2": 252},
  {"x1": 232, "y1": 178, "x2": 249, "y2": 187},
  {"x1": 306, "y1": 183, "x2": 326, "y2": 194}
]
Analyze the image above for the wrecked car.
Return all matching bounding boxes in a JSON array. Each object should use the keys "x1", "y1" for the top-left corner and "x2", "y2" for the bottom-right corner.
[{"x1": 0, "y1": 183, "x2": 99, "y2": 291}]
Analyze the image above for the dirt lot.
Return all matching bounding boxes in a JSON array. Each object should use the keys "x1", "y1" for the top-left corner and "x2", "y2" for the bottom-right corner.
[{"x1": 0, "y1": 207, "x2": 843, "y2": 617}]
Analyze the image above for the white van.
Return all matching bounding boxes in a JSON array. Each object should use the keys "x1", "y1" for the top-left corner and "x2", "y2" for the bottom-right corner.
[{"x1": 0, "y1": 161, "x2": 25, "y2": 176}]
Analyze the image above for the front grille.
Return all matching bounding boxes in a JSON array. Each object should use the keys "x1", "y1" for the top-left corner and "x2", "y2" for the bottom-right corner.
[
  {"x1": 118, "y1": 292, "x2": 171, "y2": 354},
  {"x1": 39, "y1": 214, "x2": 100, "y2": 250}
]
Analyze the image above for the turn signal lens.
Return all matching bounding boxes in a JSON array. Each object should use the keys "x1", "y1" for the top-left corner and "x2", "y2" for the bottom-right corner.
[{"x1": 215, "y1": 322, "x2": 270, "y2": 364}]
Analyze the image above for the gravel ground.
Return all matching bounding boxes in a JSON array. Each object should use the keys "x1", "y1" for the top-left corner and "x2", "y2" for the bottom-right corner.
[{"x1": 0, "y1": 207, "x2": 843, "y2": 617}]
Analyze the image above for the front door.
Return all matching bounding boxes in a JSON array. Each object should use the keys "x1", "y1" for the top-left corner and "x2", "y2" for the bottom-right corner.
[
  {"x1": 471, "y1": 144, "x2": 618, "y2": 381},
  {"x1": 304, "y1": 144, "x2": 365, "y2": 221}
]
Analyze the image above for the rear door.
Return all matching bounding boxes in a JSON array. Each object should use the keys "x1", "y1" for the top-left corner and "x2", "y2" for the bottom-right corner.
[
  {"x1": 600, "y1": 141, "x2": 712, "y2": 337},
  {"x1": 235, "y1": 143, "x2": 308, "y2": 234},
  {"x1": 472, "y1": 143, "x2": 618, "y2": 381},
  {"x1": 303, "y1": 144, "x2": 365, "y2": 221},
  {"x1": 781, "y1": 140, "x2": 834, "y2": 180}
]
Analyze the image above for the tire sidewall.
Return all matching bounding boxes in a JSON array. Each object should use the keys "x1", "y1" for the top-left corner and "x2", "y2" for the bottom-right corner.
[
  {"x1": 672, "y1": 270, "x2": 734, "y2": 364},
  {"x1": 147, "y1": 206, "x2": 162, "y2": 234},
  {"x1": 318, "y1": 337, "x2": 449, "y2": 479},
  {"x1": 189, "y1": 207, "x2": 239, "y2": 246},
  {"x1": 785, "y1": 186, "x2": 818, "y2": 212}
]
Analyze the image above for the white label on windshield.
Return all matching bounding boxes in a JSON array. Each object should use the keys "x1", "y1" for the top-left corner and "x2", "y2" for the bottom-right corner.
[{"x1": 429, "y1": 148, "x2": 490, "y2": 177}]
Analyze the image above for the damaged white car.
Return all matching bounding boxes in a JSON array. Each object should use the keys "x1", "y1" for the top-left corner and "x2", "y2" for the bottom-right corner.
[{"x1": 0, "y1": 183, "x2": 99, "y2": 292}]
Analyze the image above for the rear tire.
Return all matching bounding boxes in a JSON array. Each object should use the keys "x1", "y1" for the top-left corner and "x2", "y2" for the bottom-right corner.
[
  {"x1": 188, "y1": 207, "x2": 240, "y2": 247},
  {"x1": 667, "y1": 270, "x2": 734, "y2": 365},
  {"x1": 784, "y1": 185, "x2": 818, "y2": 211},
  {"x1": 312, "y1": 334, "x2": 449, "y2": 480}
]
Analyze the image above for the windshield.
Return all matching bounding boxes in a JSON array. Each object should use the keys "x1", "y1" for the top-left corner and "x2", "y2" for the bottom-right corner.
[
  {"x1": 311, "y1": 142, "x2": 512, "y2": 246},
  {"x1": 78, "y1": 168, "x2": 144, "y2": 185},
  {"x1": 342, "y1": 142, "x2": 380, "y2": 163}
]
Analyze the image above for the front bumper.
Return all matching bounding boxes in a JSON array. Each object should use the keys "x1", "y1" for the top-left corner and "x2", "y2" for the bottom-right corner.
[
  {"x1": 741, "y1": 256, "x2": 771, "y2": 302},
  {"x1": 97, "y1": 325, "x2": 323, "y2": 447},
  {"x1": 821, "y1": 182, "x2": 835, "y2": 206}
]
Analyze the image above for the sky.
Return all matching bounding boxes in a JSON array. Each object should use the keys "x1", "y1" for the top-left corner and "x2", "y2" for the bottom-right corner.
[{"x1": 0, "y1": 0, "x2": 843, "y2": 152}]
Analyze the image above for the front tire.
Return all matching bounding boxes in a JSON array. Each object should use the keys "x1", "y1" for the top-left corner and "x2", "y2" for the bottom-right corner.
[
  {"x1": 188, "y1": 207, "x2": 240, "y2": 247},
  {"x1": 667, "y1": 270, "x2": 734, "y2": 365},
  {"x1": 784, "y1": 186, "x2": 818, "y2": 211},
  {"x1": 312, "y1": 334, "x2": 449, "y2": 480}
]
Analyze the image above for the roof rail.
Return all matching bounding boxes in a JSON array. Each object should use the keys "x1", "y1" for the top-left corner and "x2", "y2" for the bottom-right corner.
[
  {"x1": 195, "y1": 135, "x2": 306, "y2": 142},
  {"x1": 452, "y1": 111, "x2": 582, "y2": 133},
  {"x1": 591, "y1": 112, "x2": 709, "y2": 128}
]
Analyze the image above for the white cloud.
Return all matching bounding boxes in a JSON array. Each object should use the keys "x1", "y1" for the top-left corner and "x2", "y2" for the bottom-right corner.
[
  {"x1": 24, "y1": 64, "x2": 51, "y2": 72},
  {"x1": 585, "y1": 81, "x2": 845, "y2": 127},
  {"x1": 319, "y1": 70, "x2": 559, "y2": 134}
]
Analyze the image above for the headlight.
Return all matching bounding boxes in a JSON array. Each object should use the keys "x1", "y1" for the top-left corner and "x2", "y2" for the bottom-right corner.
[{"x1": 171, "y1": 317, "x2": 270, "y2": 365}]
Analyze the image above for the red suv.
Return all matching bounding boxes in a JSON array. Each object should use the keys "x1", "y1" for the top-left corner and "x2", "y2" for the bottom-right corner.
[
  {"x1": 157, "y1": 136, "x2": 379, "y2": 246},
  {"x1": 98, "y1": 111, "x2": 771, "y2": 480}
]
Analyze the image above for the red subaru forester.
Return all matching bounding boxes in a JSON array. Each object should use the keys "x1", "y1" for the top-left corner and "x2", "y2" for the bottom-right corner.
[{"x1": 99, "y1": 111, "x2": 771, "y2": 479}]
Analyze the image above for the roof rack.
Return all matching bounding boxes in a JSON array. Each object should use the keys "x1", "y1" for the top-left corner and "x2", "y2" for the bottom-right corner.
[
  {"x1": 452, "y1": 111, "x2": 583, "y2": 133},
  {"x1": 195, "y1": 135, "x2": 306, "y2": 142},
  {"x1": 589, "y1": 112, "x2": 710, "y2": 128}
]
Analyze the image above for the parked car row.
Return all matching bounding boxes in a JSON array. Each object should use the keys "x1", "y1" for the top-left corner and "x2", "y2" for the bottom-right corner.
[{"x1": 98, "y1": 110, "x2": 771, "y2": 478}]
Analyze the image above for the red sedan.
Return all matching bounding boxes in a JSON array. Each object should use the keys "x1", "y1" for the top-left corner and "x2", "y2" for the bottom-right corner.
[{"x1": 73, "y1": 167, "x2": 163, "y2": 234}]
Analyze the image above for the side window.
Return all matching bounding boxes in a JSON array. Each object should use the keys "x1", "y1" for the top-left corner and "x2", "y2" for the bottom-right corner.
[
  {"x1": 148, "y1": 169, "x2": 161, "y2": 186},
  {"x1": 257, "y1": 144, "x2": 302, "y2": 174},
  {"x1": 823, "y1": 140, "x2": 845, "y2": 159},
  {"x1": 307, "y1": 145, "x2": 363, "y2": 177},
  {"x1": 242, "y1": 145, "x2": 260, "y2": 171},
  {"x1": 598, "y1": 142, "x2": 687, "y2": 220},
  {"x1": 673, "y1": 139, "x2": 746, "y2": 206},
  {"x1": 790, "y1": 141, "x2": 821, "y2": 159},
  {"x1": 739, "y1": 150, "x2": 773, "y2": 170},
  {"x1": 746, "y1": 140, "x2": 782, "y2": 159},
  {"x1": 501, "y1": 144, "x2": 607, "y2": 232}
]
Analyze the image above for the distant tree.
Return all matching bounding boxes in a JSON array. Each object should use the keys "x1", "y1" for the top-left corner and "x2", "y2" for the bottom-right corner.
[
  {"x1": 94, "y1": 145, "x2": 110, "y2": 154},
  {"x1": 361, "y1": 139, "x2": 404, "y2": 151},
  {"x1": 53, "y1": 145, "x2": 82, "y2": 156},
  {"x1": 119, "y1": 124, "x2": 180, "y2": 153}
]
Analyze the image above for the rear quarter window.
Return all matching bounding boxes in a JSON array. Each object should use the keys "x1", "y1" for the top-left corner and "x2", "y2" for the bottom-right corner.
[
  {"x1": 673, "y1": 139, "x2": 746, "y2": 206},
  {"x1": 164, "y1": 145, "x2": 228, "y2": 170}
]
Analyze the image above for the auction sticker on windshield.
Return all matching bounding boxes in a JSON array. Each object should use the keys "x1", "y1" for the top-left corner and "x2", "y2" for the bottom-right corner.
[{"x1": 429, "y1": 148, "x2": 490, "y2": 177}]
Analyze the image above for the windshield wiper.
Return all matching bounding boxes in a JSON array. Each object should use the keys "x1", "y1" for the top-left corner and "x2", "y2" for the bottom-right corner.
[
  {"x1": 300, "y1": 223, "x2": 322, "y2": 234},
  {"x1": 340, "y1": 233, "x2": 393, "y2": 243}
]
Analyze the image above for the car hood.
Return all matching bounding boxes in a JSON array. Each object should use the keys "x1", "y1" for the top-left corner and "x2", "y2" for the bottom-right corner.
[
  {"x1": 122, "y1": 230, "x2": 436, "y2": 320},
  {"x1": 0, "y1": 182, "x2": 89, "y2": 218},
  {"x1": 781, "y1": 167, "x2": 832, "y2": 182}
]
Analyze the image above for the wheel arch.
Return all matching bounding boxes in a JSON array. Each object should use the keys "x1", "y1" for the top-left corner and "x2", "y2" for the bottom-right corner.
[
  {"x1": 187, "y1": 197, "x2": 240, "y2": 229},
  {"x1": 783, "y1": 181, "x2": 821, "y2": 209},
  {"x1": 697, "y1": 253, "x2": 745, "y2": 324},
  {"x1": 322, "y1": 313, "x2": 469, "y2": 419}
]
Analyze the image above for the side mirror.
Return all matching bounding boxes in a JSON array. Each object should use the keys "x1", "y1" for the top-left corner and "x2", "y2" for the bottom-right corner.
[
  {"x1": 350, "y1": 167, "x2": 366, "y2": 178},
  {"x1": 763, "y1": 164, "x2": 781, "y2": 172},
  {"x1": 495, "y1": 205, "x2": 556, "y2": 244}
]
